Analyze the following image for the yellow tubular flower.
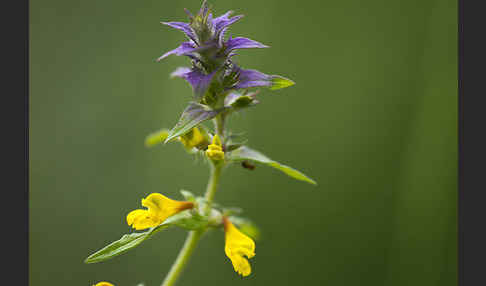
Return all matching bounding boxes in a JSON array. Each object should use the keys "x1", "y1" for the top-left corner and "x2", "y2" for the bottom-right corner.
[
  {"x1": 126, "y1": 193, "x2": 194, "y2": 230},
  {"x1": 179, "y1": 127, "x2": 208, "y2": 149},
  {"x1": 93, "y1": 282, "x2": 114, "y2": 286},
  {"x1": 206, "y1": 134, "x2": 225, "y2": 161},
  {"x1": 223, "y1": 217, "x2": 256, "y2": 277}
]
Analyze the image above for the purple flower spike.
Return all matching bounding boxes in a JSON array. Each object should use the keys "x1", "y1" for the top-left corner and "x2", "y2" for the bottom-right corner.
[
  {"x1": 212, "y1": 12, "x2": 244, "y2": 33},
  {"x1": 218, "y1": 26, "x2": 229, "y2": 47},
  {"x1": 172, "y1": 67, "x2": 216, "y2": 99},
  {"x1": 157, "y1": 42, "x2": 198, "y2": 62},
  {"x1": 161, "y1": 22, "x2": 198, "y2": 43},
  {"x1": 158, "y1": 2, "x2": 295, "y2": 103},
  {"x1": 235, "y1": 68, "x2": 272, "y2": 89},
  {"x1": 225, "y1": 37, "x2": 269, "y2": 51},
  {"x1": 170, "y1": 67, "x2": 192, "y2": 78},
  {"x1": 212, "y1": 11, "x2": 232, "y2": 26},
  {"x1": 157, "y1": 42, "x2": 217, "y2": 62},
  {"x1": 185, "y1": 70, "x2": 216, "y2": 99},
  {"x1": 199, "y1": 0, "x2": 210, "y2": 17}
]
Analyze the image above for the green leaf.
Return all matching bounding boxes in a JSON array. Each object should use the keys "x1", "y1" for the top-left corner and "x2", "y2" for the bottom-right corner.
[
  {"x1": 270, "y1": 75, "x2": 295, "y2": 90},
  {"x1": 165, "y1": 102, "x2": 225, "y2": 143},
  {"x1": 225, "y1": 143, "x2": 245, "y2": 152},
  {"x1": 226, "y1": 131, "x2": 247, "y2": 142},
  {"x1": 227, "y1": 146, "x2": 317, "y2": 185},
  {"x1": 84, "y1": 225, "x2": 168, "y2": 264},
  {"x1": 84, "y1": 210, "x2": 208, "y2": 264},
  {"x1": 144, "y1": 129, "x2": 169, "y2": 147}
]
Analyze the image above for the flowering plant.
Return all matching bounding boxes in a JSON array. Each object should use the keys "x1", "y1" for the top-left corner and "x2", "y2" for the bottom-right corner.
[{"x1": 86, "y1": 1, "x2": 316, "y2": 285}]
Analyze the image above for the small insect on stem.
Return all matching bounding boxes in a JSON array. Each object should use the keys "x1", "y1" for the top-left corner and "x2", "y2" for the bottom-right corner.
[{"x1": 241, "y1": 160, "x2": 256, "y2": 170}]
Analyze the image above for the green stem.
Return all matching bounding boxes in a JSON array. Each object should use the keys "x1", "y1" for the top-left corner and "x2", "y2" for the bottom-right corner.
[
  {"x1": 160, "y1": 115, "x2": 225, "y2": 286},
  {"x1": 204, "y1": 163, "x2": 223, "y2": 215},
  {"x1": 215, "y1": 114, "x2": 225, "y2": 140},
  {"x1": 159, "y1": 230, "x2": 202, "y2": 286}
]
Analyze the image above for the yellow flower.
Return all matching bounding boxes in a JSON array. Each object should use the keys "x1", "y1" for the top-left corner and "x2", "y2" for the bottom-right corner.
[
  {"x1": 126, "y1": 193, "x2": 194, "y2": 230},
  {"x1": 206, "y1": 134, "x2": 224, "y2": 161},
  {"x1": 223, "y1": 217, "x2": 256, "y2": 277},
  {"x1": 179, "y1": 127, "x2": 208, "y2": 150},
  {"x1": 93, "y1": 282, "x2": 114, "y2": 286}
]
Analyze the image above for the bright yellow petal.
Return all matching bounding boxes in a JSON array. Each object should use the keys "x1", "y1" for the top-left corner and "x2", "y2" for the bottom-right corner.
[
  {"x1": 94, "y1": 282, "x2": 114, "y2": 286},
  {"x1": 229, "y1": 253, "x2": 251, "y2": 276},
  {"x1": 223, "y1": 218, "x2": 256, "y2": 277},
  {"x1": 225, "y1": 221, "x2": 256, "y2": 256},
  {"x1": 127, "y1": 209, "x2": 146, "y2": 226},
  {"x1": 141, "y1": 193, "x2": 170, "y2": 213},
  {"x1": 140, "y1": 193, "x2": 194, "y2": 224},
  {"x1": 126, "y1": 209, "x2": 160, "y2": 230},
  {"x1": 127, "y1": 193, "x2": 194, "y2": 230},
  {"x1": 180, "y1": 127, "x2": 207, "y2": 149}
]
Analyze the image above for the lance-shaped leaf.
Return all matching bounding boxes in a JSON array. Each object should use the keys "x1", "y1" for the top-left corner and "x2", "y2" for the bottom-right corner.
[
  {"x1": 165, "y1": 102, "x2": 225, "y2": 143},
  {"x1": 84, "y1": 210, "x2": 208, "y2": 264},
  {"x1": 227, "y1": 146, "x2": 317, "y2": 185}
]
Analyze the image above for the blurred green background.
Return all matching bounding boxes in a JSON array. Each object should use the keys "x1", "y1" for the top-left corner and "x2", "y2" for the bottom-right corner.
[{"x1": 30, "y1": 0, "x2": 457, "y2": 285}]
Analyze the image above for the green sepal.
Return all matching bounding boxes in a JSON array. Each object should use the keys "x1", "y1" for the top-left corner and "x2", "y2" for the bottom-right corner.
[
  {"x1": 270, "y1": 75, "x2": 295, "y2": 90},
  {"x1": 165, "y1": 102, "x2": 225, "y2": 143},
  {"x1": 231, "y1": 95, "x2": 254, "y2": 108},
  {"x1": 180, "y1": 189, "x2": 196, "y2": 202},
  {"x1": 144, "y1": 129, "x2": 169, "y2": 147},
  {"x1": 227, "y1": 146, "x2": 317, "y2": 185},
  {"x1": 221, "y1": 206, "x2": 243, "y2": 216},
  {"x1": 169, "y1": 210, "x2": 208, "y2": 230},
  {"x1": 84, "y1": 210, "x2": 208, "y2": 264}
]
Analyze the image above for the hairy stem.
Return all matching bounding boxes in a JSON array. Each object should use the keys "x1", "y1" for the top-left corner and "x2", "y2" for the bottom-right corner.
[{"x1": 160, "y1": 116, "x2": 224, "y2": 286}]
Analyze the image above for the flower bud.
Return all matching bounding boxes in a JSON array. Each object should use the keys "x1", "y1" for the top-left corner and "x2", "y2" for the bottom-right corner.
[
  {"x1": 206, "y1": 134, "x2": 225, "y2": 161},
  {"x1": 93, "y1": 282, "x2": 114, "y2": 286}
]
